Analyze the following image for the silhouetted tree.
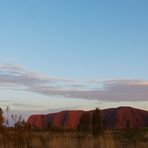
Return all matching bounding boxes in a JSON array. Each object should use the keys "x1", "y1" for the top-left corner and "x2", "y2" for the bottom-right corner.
[
  {"x1": 102, "y1": 119, "x2": 106, "y2": 130},
  {"x1": 6, "y1": 106, "x2": 10, "y2": 127},
  {"x1": 92, "y1": 108, "x2": 103, "y2": 136},
  {"x1": 78, "y1": 112, "x2": 91, "y2": 131},
  {"x1": 0, "y1": 108, "x2": 4, "y2": 127}
]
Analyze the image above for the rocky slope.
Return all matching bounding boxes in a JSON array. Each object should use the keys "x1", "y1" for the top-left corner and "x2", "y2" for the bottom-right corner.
[{"x1": 27, "y1": 107, "x2": 148, "y2": 129}]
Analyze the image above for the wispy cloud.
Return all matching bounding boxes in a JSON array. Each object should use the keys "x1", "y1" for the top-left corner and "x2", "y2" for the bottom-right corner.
[
  {"x1": 0, "y1": 63, "x2": 148, "y2": 101},
  {"x1": 10, "y1": 103, "x2": 45, "y2": 109}
]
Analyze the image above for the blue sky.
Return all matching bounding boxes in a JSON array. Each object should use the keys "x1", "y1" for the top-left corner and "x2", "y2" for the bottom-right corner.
[
  {"x1": 0, "y1": 0, "x2": 148, "y2": 80},
  {"x1": 0, "y1": 0, "x2": 148, "y2": 118}
]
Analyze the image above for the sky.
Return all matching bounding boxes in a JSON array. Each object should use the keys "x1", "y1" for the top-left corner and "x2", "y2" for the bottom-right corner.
[{"x1": 0, "y1": 0, "x2": 148, "y2": 120}]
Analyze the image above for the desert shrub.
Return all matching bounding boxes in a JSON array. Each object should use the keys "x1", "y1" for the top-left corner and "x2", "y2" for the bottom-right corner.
[{"x1": 114, "y1": 128, "x2": 148, "y2": 148}]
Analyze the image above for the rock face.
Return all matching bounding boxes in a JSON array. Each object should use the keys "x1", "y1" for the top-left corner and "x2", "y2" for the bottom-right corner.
[
  {"x1": 44, "y1": 110, "x2": 84, "y2": 129},
  {"x1": 27, "y1": 115, "x2": 45, "y2": 128},
  {"x1": 27, "y1": 107, "x2": 148, "y2": 129},
  {"x1": 102, "y1": 107, "x2": 148, "y2": 129}
]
